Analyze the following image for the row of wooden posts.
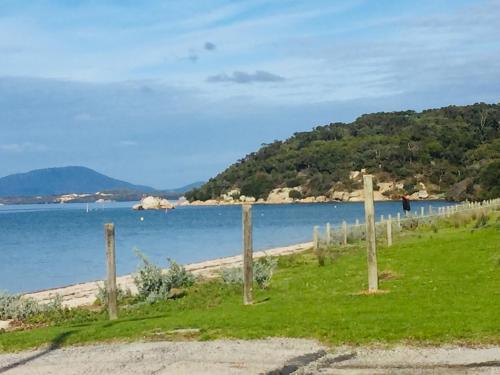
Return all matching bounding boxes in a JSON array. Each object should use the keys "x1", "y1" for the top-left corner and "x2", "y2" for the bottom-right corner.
[
  {"x1": 313, "y1": 178, "x2": 500, "y2": 293},
  {"x1": 102, "y1": 178, "x2": 500, "y2": 319},
  {"x1": 102, "y1": 202, "x2": 255, "y2": 320}
]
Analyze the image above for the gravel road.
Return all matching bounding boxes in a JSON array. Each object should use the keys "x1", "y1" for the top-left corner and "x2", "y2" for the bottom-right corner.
[{"x1": 0, "y1": 339, "x2": 498, "y2": 374}]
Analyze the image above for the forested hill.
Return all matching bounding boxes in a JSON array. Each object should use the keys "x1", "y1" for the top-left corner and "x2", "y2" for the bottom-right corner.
[
  {"x1": 186, "y1": 103, "x2": 500, "y2": 202},
  {"x1": 0, "y1": 166, "x2": 156, "y2": 197}
]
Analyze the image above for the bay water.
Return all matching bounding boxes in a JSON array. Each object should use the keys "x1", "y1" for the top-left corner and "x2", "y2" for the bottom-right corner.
[{"x1": 0, "y1": 201, "x2": 451, "y2": 293}]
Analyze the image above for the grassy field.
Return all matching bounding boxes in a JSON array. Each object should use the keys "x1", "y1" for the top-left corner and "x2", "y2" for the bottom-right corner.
[{"x1": 1, "y1": 213, "x2": 499, "y2": 351}]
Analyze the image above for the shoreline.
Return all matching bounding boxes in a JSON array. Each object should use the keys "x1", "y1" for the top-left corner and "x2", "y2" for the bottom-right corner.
[
  {"x1": 24, "y1": 242, "x2": 313, "y2": 308},
  {"x1": 0, "y1": 198, "x2": 452, "y2": 208}
]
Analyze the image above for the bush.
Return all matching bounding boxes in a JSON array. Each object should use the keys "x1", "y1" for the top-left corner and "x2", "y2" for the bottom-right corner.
[
  {"x1": 474, "y1": 213, "x2": 489, "y2": 228},
  {"x1": 289, "y1": 190, "x2": 303, "y2": 200},
  {"x1": 95, "y1": 283, "x2": 132, "y2": 306},
  {"x1": 254, "y1": 256, "x2": 278, "y2": 288},
  {"x1": 133, "y1": 249, "x2": 194, "y2": 303},
  {"x1": 220, "y1": 256, "x2": 278, "y2": 289},
  {"x1": 0, "y1": 291, "x2": 62, "y2": 321},
  {"x1": 220, "y1": 267, "x2": 243, "y2": 285}
]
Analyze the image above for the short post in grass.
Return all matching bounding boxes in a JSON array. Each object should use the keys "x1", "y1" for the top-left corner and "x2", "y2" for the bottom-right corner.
[
  {"x1": 387, "y1": 215, "x2": 393, "y2": 247},
  {"x1": 342, "y1": 220, "x2": 348, "y2": 245},
  {"x1": 355, "y1": 218, "x2": 360, "y2": 226},
  {"x1": 397, "y1": 212, "x2": 401, "y2": 229},
  {"x1": 242, "y1": 203, "x2": 253, "y2": 305},
  {"x1": 363, "y1": 175, "x2": 378, "y2": 292},
  {"x1": 313, "y1": 225, "x2": 319, "y2": 250},
  {"x1": 420, "y1": 206, "x2": 425, "y2": 217},
  {"x1": 429, "y1": 205, "x2": 433, "y2": 216},
  {"x1": 104, "y1": 223, "x2": 118, "y2": 320},
  {"x1": 326, "y1": 223, "x2": 331, "y2": 246}
]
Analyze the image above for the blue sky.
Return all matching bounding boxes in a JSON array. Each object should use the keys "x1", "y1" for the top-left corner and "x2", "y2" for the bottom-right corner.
[{"x1": 1, "y1": 0, "x2": 499, "y2": 188}]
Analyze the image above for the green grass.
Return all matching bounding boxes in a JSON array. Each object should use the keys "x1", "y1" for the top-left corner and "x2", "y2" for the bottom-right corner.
[{"x1": 1, "y1": 215, "x2": 499, "y2": 352}]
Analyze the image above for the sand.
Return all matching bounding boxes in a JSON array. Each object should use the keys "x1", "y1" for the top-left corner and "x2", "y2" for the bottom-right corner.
[{"x1": 23, "y1": 242, "x2": 313, "y2": 308}]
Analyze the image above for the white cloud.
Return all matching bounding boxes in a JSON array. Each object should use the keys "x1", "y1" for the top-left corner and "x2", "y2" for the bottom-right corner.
[
  {"x1": 119, "y1": 140, "x2": 137, "y2": 147},
  {"x1": 0, "y1": 142, "x2": 48, "y2": 153}
]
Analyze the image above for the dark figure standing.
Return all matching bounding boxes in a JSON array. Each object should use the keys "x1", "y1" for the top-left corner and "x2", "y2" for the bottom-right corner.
[{"x1": 402, "y1": 194, "x2": 411, "y2": 215}]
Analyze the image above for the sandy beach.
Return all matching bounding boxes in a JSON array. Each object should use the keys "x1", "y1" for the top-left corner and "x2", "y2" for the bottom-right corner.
[{"x1": 24, "y1": 242, "x2": 313, "y2": 308}]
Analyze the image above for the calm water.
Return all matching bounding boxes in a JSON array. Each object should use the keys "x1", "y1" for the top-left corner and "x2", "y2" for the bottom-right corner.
[{"x1": 0, "y1": 200, "x2": 452, "y2": 293}]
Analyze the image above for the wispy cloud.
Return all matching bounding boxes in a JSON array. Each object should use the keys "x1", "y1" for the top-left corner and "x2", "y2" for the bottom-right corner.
[
  {"x1": 0, "y1": 142, "x2": 48, "y2": 153},
  {"x1": 207, "y1": 70, "x2": 285, "y2": 84},
  {"x1": 119, "y1": 140, "x2": 137, "y2": 147},
  {"x1": 204, "y1": 41, "x2": 216, "y2": 51}
]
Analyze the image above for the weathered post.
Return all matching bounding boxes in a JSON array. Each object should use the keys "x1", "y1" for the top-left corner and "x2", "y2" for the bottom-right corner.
[
  {"x1": 326, "y1": 223, "x2": 331, "y2": 246},
  {"x1": 104, "y1": 223, "x2": 118, "y2": 320},
  {"x1": 363, "y1": 175, "x2": 378, "y2": 292},
  {"x1": 380, "y1": 214, "x2": 384, "y2": 223},
  {"x1": 387, "y1": 215, "x2": 392, "y2": 247},
  {"x1": 420, "y1": 206, "x2": 425, "y2": 217},
  {"x1": 342, "y1": 220, "x2": 348, "y2": 245},
  {"x1": 242, "y1": 204, "x2": 253, "y2": 305},
  {"x1": 313, "y1": 225, "x2": 319, "y2": 250},
  {"x1": 397, "y1": 212, "x2": 401, "y2": 229},
  {"x1": 355, "y1": 218, "x2": 360, "y2": 226},
  {"x1": 429, "y1": 205, "x2": 433, "y2": 216}
]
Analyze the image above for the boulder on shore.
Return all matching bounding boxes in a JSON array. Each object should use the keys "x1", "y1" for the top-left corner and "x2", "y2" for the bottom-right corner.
[{"x1": 133, "y1": 196, "x2": 175, "y2": 210}]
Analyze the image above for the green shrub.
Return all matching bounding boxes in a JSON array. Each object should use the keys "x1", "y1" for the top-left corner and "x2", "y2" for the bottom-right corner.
[
  {"x1": 474, "y1": 213, "x2": 489, "y2": 228},
  {"x1": 254, "y1": 256, "x2": 278, "y2": 288},
  {"x1": 289, "y1": 190, "x2": 303, "y2": 200},
  {"x1": 95, "y1": 283, "x2": 133, "y2": 306},
  {"x1": 220, "y1": 267, "x2": 243, "y2": 285},
  {"x1": 133, "y1": 249, "x2": 194, "y2": 303},
  {"x1": 220, "y1": 256, "x2": 278, "y2": 289},
  {"x1": 315, "y1": 247, "x2": 327, "y2": 267},
  {"x1": 0, "y1": 291, "x2": 63, "y2": 321}
]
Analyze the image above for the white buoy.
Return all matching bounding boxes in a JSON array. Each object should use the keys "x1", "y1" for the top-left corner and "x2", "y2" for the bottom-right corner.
[{"x1": 140, "y1": 217, "x2": 144, "y2": 221}]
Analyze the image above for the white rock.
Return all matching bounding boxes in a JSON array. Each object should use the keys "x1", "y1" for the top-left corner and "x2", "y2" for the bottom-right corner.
[
  {"x1": 266, "y1": 188, "x2": 298, "y2": 203},
  {"x1": 134, "y1": 196, "x2": 175, "y2": 210}
]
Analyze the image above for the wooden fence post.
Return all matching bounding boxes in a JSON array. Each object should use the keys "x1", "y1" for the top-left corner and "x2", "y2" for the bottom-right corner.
[
  {"x1": 380, "y1": 214, "x2": 384, "y2": 223},
  {"x1": 355, "y1": 219, "x2": 360, "y2": 226},
  {"x1": 342, "y1": 220, "x2": 348, "y2": 245},
  {"x1": 429, "y1": 205, "x2": 433, "y2": 216},
  {"x1": 313, "y1": 225, "x2": 319, "y2": 250},
  {"x1": 420, "y1": 206, "x2": 425, "y2": 217},
  {"x1": 104, "y1": 223, "x2": 118, "y2": 320},
  {"x1": 242, "y1": 204, "x2": 253, "y2": 305},
  {"x1": 387, "y1": 215, "x2": 392, "y2": 247},
  {"x1": 363, "y1": 175, "x2": 378, "y2": 292},
  {"x1": 397, "y1": 212, "x2": 401, "y2": 229},
  {"x1": 326, "y1": 223, "x2": 331, "y2": 246}
]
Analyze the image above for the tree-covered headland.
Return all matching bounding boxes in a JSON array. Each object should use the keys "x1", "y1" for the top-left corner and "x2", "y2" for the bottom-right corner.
[{"x1": 186, "y1": 103, "x2": 500, "y2": 202}]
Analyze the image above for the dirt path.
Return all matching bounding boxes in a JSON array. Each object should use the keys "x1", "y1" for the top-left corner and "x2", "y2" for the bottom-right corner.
[
  {"x1": 0, "y1": 338, "x2": 323, "y2": 375},
  {"x1": 0, "y1": 340, "x2": 498, "y2": 375}
]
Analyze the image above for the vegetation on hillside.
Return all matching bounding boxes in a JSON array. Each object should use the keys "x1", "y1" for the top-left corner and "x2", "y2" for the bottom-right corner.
[{"x1": 186, "y1": 103, "x2": 500, "y2": 201}]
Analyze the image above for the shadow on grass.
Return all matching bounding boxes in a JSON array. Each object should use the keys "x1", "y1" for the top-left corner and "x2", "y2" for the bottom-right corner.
[
  {"x1": 100, "y1": 314, "x2": 168, "y2": 329},
  {"x1": 0, "y1": 331, "x2": 74, "y2": 374}
]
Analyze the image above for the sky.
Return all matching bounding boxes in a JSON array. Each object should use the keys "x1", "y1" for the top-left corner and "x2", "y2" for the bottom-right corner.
[{"x1": 1, "y1": 0, "x2": 499, "y2": 188}]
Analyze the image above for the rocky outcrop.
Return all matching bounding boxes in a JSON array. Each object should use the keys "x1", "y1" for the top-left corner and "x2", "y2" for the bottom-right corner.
[
  {"x1": 410, "y1": 190, "x2": 429, "y2": 200},
  {"x1": 133, "y1": 196, "x2": 175, "y2": 210},
  {"x1": 266, "y1": 187, "x2": 301, "y2": 204},
  {"x1": 446, "y1": 178, "x2": 473, "y2": 201}
]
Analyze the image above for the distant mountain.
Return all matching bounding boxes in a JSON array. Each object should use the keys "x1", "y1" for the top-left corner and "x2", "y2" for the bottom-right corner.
[
  {"x1": 0, "y1": 166, "x2": 156, "y2": 197},
  {"x1": 165, "y1": 181, "x2": 205, "y2": 194}
]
